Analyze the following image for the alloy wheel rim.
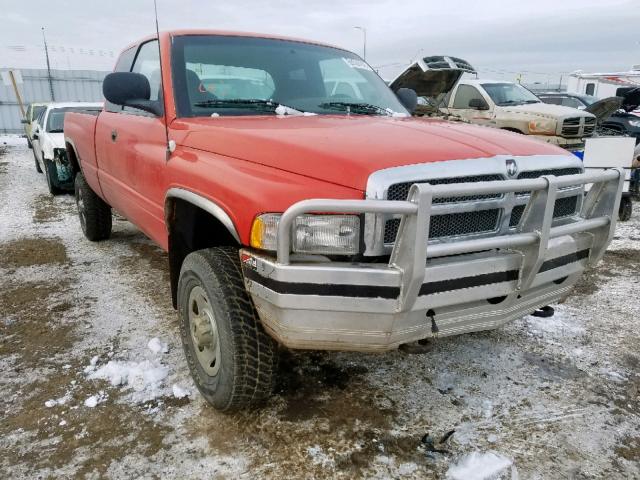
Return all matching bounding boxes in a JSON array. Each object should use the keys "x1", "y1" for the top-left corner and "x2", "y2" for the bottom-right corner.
[{"x1": 188, "y1": 285, "x2": 221, "y2": 376}]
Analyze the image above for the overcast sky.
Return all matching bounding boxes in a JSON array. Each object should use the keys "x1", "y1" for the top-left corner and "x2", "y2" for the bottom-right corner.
[{"x1": 1, "y1": 0, "x2": 638, "y2": 84}]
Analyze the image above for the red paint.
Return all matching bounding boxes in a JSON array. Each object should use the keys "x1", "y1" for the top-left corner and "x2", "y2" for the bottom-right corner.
[{"x1": 64, "y1": 30, "x2": 574, "y2": 252}]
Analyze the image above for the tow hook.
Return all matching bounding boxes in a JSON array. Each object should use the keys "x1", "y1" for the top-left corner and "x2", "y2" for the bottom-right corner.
[
  {"x1": 531, "y1": 305, "x2": 555, "y2": 318},
  {"x1": 428, "y1": 309, "x2": 439, "y2": 337},
  {"x1": 398, "y1": 310, "x2": 439, "y2": 354}
]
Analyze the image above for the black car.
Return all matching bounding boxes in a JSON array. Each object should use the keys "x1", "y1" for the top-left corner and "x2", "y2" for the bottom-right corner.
[{"x1": 538, "y1": 89, "x2": 640, "y2": 143}]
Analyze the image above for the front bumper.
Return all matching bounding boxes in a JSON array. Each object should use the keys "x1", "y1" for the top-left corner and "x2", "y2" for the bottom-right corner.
[{"x1": 241, "y1": 169, "x2": 624, "y2": 352}]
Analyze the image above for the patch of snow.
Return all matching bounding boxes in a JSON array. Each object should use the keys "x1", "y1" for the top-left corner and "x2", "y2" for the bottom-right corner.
[
  {"x1": 84, "y1": 391, "x2": 107, "y2": 408},
  {"x1": 172, "y1": 384, "x2": 190, "y2": 399},
  {"x1": 446, "y1": 451, "x2": 513, "y2": 480},
  {"x1": 88, "y1": 359, "x2": 169, "y2": 392},
  {"x1": 397, "y1": 462, "x2": 417, "y2": 475},
  {"x1": 307, "y1": 445, "x2": 334, "y2": 468},
  {"x1": 275, "y1": 104, "x2": 315, "y2": 116},
  {"x1": 58, "y1": 420, "x2": 67, "y2": 426},
  {"x1": 90, "y1": 355, "x2": 99, "y2": 366},
  {"x1": 44, "y1": 400, "x2": 56, "y2": 408},
  {"x1": 148, "y1": 337, "x2": 169, "y2": 354}
]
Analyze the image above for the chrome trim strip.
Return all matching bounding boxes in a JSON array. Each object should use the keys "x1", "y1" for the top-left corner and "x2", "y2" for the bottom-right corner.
[{"x1": 164, "y1": 187, "x2": 240, "y2": 242}]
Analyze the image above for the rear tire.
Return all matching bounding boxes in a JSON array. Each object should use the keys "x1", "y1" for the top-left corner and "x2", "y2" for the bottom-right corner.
[
  {"x1": 74, "y1": 172, "x2": 112, "y2": 241},
  {"x1": 33, "y1": 149, "x2": 42, "y2": 173},
  {"x1": 44, "y1": 158, "x2": 63, "y2": 195},
  {"x1": 178, "y1": 247, "x2": 278, "y2": 411}
]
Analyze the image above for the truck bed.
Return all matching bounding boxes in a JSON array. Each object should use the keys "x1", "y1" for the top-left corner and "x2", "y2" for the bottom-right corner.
[{"x1": 64, "y1": 111, "x2": 102, "y2": 195}]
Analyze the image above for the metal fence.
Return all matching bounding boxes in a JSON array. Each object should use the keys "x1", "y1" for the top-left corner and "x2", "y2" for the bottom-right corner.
[{"x1": 0, "y1": 68, "x2": 108, "y2": 134}]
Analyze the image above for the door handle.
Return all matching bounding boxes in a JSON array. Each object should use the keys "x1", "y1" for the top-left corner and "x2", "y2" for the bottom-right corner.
[{"x1": 111, "y1": 129, "x2": 118, "y2": 142}]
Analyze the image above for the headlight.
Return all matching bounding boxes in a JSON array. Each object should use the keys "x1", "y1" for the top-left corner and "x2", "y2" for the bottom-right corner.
[
  {"x1": 250, "y1": 213, "x2": 360, "y2": 255},
  {"x1": 628, "y1": 119, "x2": 640, "y2": 128},
  {"x1": 528, "y1": 118, "x2": 556, "y2": 135}
]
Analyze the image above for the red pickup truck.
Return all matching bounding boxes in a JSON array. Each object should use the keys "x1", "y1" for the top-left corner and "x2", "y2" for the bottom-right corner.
[{"x1": 64, "y1": 30, "x2": 624, "y2": 411}]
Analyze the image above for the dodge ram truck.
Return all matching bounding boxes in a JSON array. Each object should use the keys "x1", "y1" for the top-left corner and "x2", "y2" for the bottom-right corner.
[{"x1": 64, "y1": 30, "x2": 624, "y2": 411}]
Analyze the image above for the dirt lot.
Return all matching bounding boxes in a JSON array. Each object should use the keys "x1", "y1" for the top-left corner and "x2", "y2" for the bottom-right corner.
[{"x1": 1, "y1": 137, "x2": 639, "y2": 479}]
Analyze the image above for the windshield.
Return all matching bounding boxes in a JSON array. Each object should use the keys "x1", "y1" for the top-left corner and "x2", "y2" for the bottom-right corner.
[
  {"x1": 46, "y1": 107, "x2": 102, "y2": 132},
  {"x1": 481, "y1": 83, "x2": 540, "y2": 106},
  {"x1": 576, "y1": 94, "x2": 598, "y2": 106},
  {"x1": 171, "y1": 35, "x2": 408, "y2": 117}
]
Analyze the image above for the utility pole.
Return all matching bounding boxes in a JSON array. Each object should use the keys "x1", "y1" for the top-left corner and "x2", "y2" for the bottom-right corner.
[
  {"x1": 353, "y1": 26, "x2": 366, "y2": 61},
  {"x1": 8, "y1": 71, "x2": 26, "y2": 118},
  {"x1": 41, "y1": 27, "x2": 55, "y2": 101}
]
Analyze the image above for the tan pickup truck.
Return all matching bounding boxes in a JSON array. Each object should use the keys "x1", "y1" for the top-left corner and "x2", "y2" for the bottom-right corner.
[{"x1": 391, "y1": 56, "x2": 596, "y2": 151}]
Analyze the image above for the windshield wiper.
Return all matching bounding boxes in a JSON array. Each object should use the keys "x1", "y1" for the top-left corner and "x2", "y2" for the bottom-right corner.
[
  {"x1": 496, "y1": 100, "x2": 523, "y2": 106},
  {"x1": 192, "y1": 99, "x2": 306, "y2": 116},
  {"x1": 194, "y1": 98, "x2": 277, "y2": 109},
  {"x1": 319, "y1": 101, "x2": 392, "y2": 116},
  {"x1": 48, "y1": 129, "x2": 63, "y2": 133}
]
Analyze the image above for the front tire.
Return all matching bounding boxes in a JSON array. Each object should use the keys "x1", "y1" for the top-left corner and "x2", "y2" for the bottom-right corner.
[
  {"x1": 33, "y1": 149, "x2": 42, "y2": 173},
  {"x1": 619, "y1": 196, "x2": 632, "y2": 222},
  {"x1": 44, "y1": 158, "x2": 63, "y2": 195},
  {"x1": 74, "y1": 172, "x2": 112, "y2": 241},
  {"x1": 178, "y1": 247, "x2": 278, "y2": 411}
]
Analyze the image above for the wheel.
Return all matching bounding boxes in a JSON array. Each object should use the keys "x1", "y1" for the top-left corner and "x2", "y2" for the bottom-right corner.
[
  {"x1": 619, "y1": 196, "x2": 632, "y2": 222},
  {"x1": 74, "y1": 172, "x2": 112, "y2": 241},
  {"x1": 44, "y1": 158, "x2": 63, "y2": 195},
  {"x1": 177, "y1": 247, "x2": 278, "y2": 411},
  {"x1": 33, "y1": 149, "x2": 42, "y2": 173}
]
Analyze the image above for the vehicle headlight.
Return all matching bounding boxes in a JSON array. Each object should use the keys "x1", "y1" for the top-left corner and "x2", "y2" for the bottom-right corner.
[
  {"x1": 250, "y1": 213, "x2": 360, "y2": 255},
  {"x1": 628, "y1": 119, "x2": 640, "y2": 128},
  {"x1": 528, "y1": 118, "x2": 556, "y2": 135}
]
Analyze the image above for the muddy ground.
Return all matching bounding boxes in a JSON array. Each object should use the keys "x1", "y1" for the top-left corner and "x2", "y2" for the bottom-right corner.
[{"x1": 0, "y1": 137, "x2": 639, "y2": 479}]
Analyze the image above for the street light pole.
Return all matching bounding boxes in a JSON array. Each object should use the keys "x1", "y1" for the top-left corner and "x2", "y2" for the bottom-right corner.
[
  {"x1": 353, "y1": 26, "x2": 366, "y2": 61},
  {"x1": 41, "y1": 27, "x2": 55, "y2": 101}
]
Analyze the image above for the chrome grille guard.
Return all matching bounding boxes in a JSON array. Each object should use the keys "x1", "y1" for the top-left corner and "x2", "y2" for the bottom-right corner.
[{"x1": 275, "y1": 168, "x2": 624, "y2": 312}]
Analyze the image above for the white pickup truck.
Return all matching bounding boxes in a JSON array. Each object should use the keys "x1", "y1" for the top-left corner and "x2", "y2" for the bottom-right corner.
[{"x1": 391, "y1": 56, "x2": 597, "y2": 151}]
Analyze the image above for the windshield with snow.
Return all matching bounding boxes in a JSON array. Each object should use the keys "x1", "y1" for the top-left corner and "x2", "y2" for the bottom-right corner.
[
  {"x1": 171, "y1": 35, "x2": 408, "y2": 117},
  {"x1": 481, "y1": 83, "x2": 541, "y2": 106}
]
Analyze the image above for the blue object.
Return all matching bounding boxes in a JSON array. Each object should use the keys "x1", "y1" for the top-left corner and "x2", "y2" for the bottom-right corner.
[{"x1": 572, "y1": 150, "x2": 584, "y2": 160}]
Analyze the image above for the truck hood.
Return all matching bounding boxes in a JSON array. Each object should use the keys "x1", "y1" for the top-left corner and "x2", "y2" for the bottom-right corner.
[
  {"x1": 178, "y1": 115, "x2": 568, "y2": 191},
  {"x1": 389, "y1": 55, "x2": 476, "y2": 97},
  {"x1": 584, "y1": 96, "x2": 623, "y2": 123},
  {"x1": 497, "y1": 102, "x2": 595, "y2": 120}
]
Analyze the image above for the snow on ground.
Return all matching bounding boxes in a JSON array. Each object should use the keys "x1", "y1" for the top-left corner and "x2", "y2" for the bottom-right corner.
[{"x1": 1, "y1": 136, "x2": 639, "y2": 478}]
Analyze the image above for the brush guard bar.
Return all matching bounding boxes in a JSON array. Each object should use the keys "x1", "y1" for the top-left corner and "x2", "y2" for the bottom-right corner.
[{"x1": 274, "y1": 168, "x2": 624, "y2": 313}]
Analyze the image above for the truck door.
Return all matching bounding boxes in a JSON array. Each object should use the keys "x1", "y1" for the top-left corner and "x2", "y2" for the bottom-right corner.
[
  {"x1": 447, "y1": 84, "x2": 494, "y2": 126},
  {"x1": 95, "y1": 39, "x2": 168, "y2": 246}
]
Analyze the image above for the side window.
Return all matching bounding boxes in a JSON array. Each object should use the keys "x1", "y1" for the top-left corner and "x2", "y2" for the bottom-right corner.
[
  {"x1": 585, "y1": 83, "x2": 595, "y2": 96},
  {"x1": 105, "y1": 46, "x2": 136, "y2": 113},
  {"x1": 130, "y1": 40, "x2": 161, "y2": 105},
  {"x1": 452, "y1": 85, "x2": 485, "y2": 109}
]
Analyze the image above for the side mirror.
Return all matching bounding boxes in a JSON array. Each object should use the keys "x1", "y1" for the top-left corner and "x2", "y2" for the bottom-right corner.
[
  {"x1": 395, "y1": 88, "x2": 418, "y2": 114},
  {"x1": 103, "y1": 72, "x2": 162, "y2": 116},
  {"x1": 468, "y1": 98, "x2": 489, "y2": 110},
  {"x1": 20, "y1": 118, "x2": 29, "y2": 124}
]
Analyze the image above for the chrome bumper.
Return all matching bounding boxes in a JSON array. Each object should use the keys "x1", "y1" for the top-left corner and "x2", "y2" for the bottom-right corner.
[{"x1": 241, "y1": 169, "x2": 624, "y2": 352}]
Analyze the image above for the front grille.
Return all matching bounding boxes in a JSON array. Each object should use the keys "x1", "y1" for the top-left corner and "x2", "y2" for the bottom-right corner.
[
  {"x1": 583, "y1": 118, "x2": 596, "y2": 136},
  {"x1": 386, "y1": 174, "x2": 503, "y2": 204},
  {"x1": 517, "y1": 168, "x2": 582, "y2": 179},
  {"x1": 553, "y1": 195, "x2": 579, "y2": 218},
  {"x1": 509, "y1": 205, "x2": 526, "y2": 227},
  {"x1": 509, "y1": 195, "x2": 580, "y2": 228},
  {"x1": 561, "y1": 117, "x2": 581, "y2": 137},
  {"x1": 516, "y1": 168, "x2": 582, "y2": 196},
  {"x1": 384, "y1": 209, "x2": 501, "y2": 243}
]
